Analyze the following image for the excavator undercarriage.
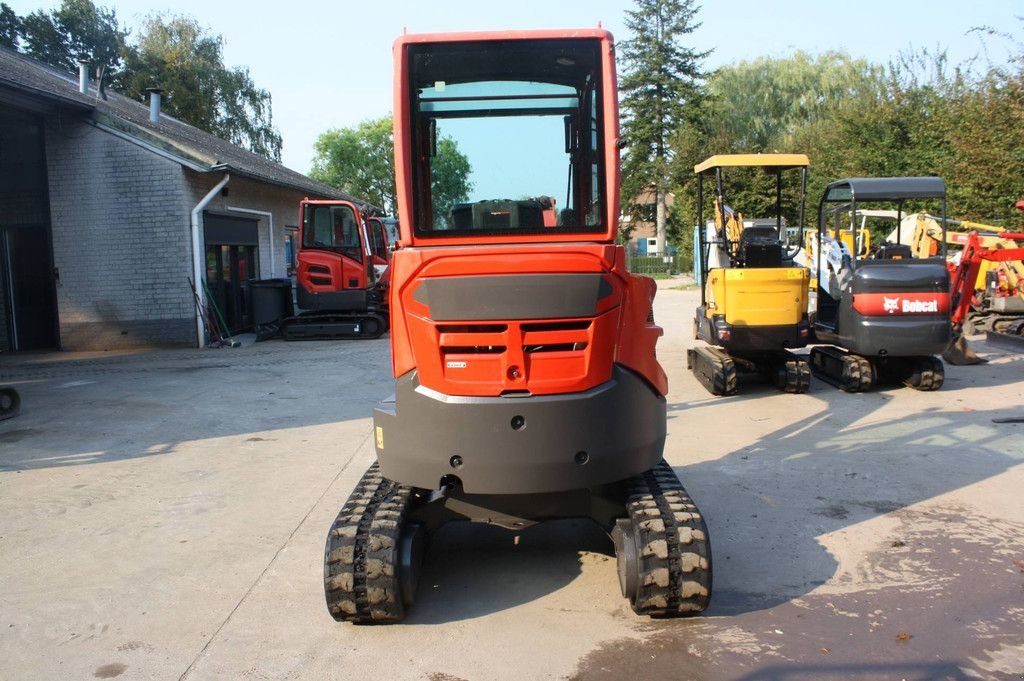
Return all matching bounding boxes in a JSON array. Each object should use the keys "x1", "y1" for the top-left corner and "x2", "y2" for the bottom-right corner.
[
  {"x1": 687, "y1": 345, "x2": 809, "y2": 396},
  {"x1": 324, "y1": 460, "x2": 713, "y2": 623},
  {"x1": 809, "y1": 345, "x2": 944, "y2": 392}
]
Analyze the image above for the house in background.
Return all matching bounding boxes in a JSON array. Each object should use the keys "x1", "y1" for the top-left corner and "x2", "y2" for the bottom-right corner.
[
  {"x1": 0, "y1": 46, "x2": 366, "y2": 351},
  {"x1": 620, "y1": 188, "x2": 674, "y2": 256}
]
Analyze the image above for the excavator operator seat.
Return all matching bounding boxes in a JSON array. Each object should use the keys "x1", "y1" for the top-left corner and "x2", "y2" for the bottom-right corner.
[
  {"x1": 872, "y1": 242, "x2": 912, "y2": 260},
  {"x1": 449, "y1": 199, "x2": 545, "y2": 230},
  {"x1": 740, "y1": 225, "x2": 783, "y2": 267}
]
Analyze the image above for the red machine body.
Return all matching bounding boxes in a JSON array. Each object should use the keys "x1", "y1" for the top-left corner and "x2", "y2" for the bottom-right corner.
[
  {"x1": 386, "y1": 29, "x2": 665, "y2": 399},
  {"x1": 322, "y1": 29, "x2": 710, "y2": 625},
  {"x1": 284, "y1": 198, "x2": 388, "y2": 339},
  {"x1": 948, "y1": 230, "x2": 1024, "y2": 332}
]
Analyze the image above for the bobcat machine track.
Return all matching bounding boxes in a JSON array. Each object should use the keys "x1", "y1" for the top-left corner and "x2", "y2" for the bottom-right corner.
[{"x1": 811, "y1": 346, "x2": 943, "y2": 392}]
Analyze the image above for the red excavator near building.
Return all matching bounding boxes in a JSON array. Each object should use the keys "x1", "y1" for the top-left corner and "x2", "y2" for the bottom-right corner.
[{"x1": 281, "y1": 198, "x2": 389, "y2": 340}]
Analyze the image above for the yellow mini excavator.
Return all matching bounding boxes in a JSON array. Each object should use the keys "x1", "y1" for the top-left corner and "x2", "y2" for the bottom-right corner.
[{"x1": 689, "y1": 154, "x2": 812, "y2": 395}]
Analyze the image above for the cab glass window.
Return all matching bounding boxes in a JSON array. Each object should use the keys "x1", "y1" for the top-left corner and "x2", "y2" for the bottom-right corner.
[
  {"x1": 408, "y1": 39, "x2": 605, "y2": 237},
  {"x1": 302, "y1": 204, "x2": 362, "y2": 262}
]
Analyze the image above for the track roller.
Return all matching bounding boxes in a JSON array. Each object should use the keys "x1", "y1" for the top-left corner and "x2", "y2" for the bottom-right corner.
[
  {"x1": 612, "y1": 460, "x2": 712, "y2": 617},
  {"x1": 771, "y1": 355, "x2": 811, "y2": 394},
  {"x1": 810, "y1": 346, "x2": 874, "y2": 392},
  {"x1": 899, "y1": 356, "x2": 945, "y2": 391},
  {"x1": 323, "y1": 462, "x2": 426, "y2": 623},
  {"x1": 687, "y1": 346, "x2": 738, "y2": 396}
]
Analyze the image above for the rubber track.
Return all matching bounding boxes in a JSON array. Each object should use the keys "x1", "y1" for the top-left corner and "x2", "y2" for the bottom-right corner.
[
  {"x1": 779, "y1": 357, "x2": 811, "y2": 394},
  {"x1": 904, "y1": 356, "x2": 945, "y2": 391},
  {"x1": 810, "y1": 346, "x2": 873, "y2": 392},
  {"x1": 324, "y1": 462, "x2": 412, "y2": 623},
  {"x1": 689, "y1": 346, "x2": 738, "y2": 396},
  {"x1": 284, "y1": 313, "x2": 388, "y2": 341},
  {"x1": 621, "y1": 460, "x2": 712, "y2": 616}
]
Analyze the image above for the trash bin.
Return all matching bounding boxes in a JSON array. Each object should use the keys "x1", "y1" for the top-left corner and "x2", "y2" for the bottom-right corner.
[{"x1": 249, "y1": 278, "x2": 294, "y2": 329}]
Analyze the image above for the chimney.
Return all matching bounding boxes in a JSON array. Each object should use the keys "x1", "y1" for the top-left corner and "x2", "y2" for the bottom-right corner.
[
  {"x1": 147, "y1": 88, "x2": 162, "y2": 124},
  {"x1": 78, "y1": 59, "x2": 89, "y2": 94}
]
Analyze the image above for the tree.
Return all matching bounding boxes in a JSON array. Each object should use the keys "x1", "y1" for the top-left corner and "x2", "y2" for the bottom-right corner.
[
  {"x1": 705, "y1": 51, "x2": 882, "y2": 153},
  {"x1": 1, "y1": 3, "x2": 20, "y2": 49},
  {"x1": 120, "y1": 14, "x2": 282, "y2": 161},
  {"x1": 619, "y1": 0, "x2": 708, "y2": 256},
  {"x1": 430, "y1": 137, "x2": 472, "y2": 225},
  {"x1": 4, "y1": 4, "x2": 282, "y2": 161},
  {"x1": 18, "y1": 0, "x2": 127, "y2": 82},
  {"x1": 310, "y1": 118, "x2": 396, "y2": 212},
  {"x1": 310, "y1": 115, "x2": 471, "y2": 220}
]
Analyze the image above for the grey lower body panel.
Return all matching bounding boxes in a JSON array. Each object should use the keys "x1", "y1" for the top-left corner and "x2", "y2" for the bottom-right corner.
[
  {"x1": 373, "y1": 366, "x2": 666, "y2": 495},
  {"x1": 297, "y1": 286, "x2": 368, "y2": 313},
  {"x1": 695, "y1": 308, "x2": 809, "y2": 354},
  {"x1": 839, "y1": 309, "x2": 950, "y2": 357}
]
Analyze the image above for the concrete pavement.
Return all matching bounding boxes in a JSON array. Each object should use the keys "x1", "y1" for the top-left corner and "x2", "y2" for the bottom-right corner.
[{"x1": 1, "y1": 285, "x2": 1021, "y2": 680}]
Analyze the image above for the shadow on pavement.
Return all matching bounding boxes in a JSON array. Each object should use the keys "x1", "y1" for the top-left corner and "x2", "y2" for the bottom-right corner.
[
  {"x1": 408, "y1": 518, "x2": 614, "y2": 625},
  {"x1": 0, "y1": 338, "x2": 392, "y2": 471}
]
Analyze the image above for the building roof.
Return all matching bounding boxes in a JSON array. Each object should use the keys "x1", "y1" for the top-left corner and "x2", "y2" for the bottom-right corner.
[{"x1": 0, "y1": 46, "x2": 365, "y2": 205}]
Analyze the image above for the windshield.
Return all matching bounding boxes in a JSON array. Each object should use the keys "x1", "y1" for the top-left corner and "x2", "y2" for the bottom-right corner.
[
  {"x1": 408, "y1": 39, "x2": 605, "y2": 237},
  {"x1": 302, "y1": 204, "x2": 362, "y2": 262}
]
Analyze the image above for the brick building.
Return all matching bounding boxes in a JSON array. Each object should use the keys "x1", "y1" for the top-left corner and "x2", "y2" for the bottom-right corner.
[
  {"x1": 0, "y1": 47, "x2": 363, "y2": 351},
  {"x1": 621, "y1": 188, "x2": 674, "y2": 255}
]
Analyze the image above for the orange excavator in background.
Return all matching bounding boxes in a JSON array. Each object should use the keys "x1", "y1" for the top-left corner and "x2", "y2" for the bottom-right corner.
[
  {"x1": 903, "y1": 207, "x2": 1024, "y2": 362},
  {"x1": 869, "y1": 207, "x2": 1024, "y2": 363},
  {"x1": 948, "y1": 228, "x2": 1024, "y2": 333},
  {"x1": 943, "y1": 205, "x2": 1024, "y2": 361},
  {"x1": 280, "y1": 198, "x2": 390, "y2": 340}
]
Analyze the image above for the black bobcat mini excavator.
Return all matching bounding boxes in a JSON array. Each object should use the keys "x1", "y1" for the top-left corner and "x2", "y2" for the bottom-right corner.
[
  {"x1": 323, "y1": 28, "x2": 711, "y2": 623},
  {"x1": 689, "y1": 154, "x2": 812, "y2": 395},
  {"x1": 811, "y1": 177, "x2": 951, "y2": 391}
]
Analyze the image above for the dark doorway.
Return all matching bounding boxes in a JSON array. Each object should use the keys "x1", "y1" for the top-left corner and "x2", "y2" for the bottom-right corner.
[
  {"x1": 204, "y1": 213, "x2": 259, "y2": 333},
  {"x1": 0, "y1": 109, "x2": 59, "y2": 351},
  {"x1": 2, "y1": 226, "x2": 59, "y2": 350}
]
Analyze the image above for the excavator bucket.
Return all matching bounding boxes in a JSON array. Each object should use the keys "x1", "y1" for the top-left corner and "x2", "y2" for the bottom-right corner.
[{"x1": 943, "y1": 334, "x2": 986, "y2": 365}]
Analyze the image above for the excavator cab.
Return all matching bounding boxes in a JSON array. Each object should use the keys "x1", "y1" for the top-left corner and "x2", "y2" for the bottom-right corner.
[
  {"x1": 322, "y1": 29, "x2": 711, "y2": 624},
  {"x1": 689, "y1": 154, "x2": 812, "y2": 395},
  {"x1": 811, "y1": 177, "x2": 951, "y2": 391},
  {"x1": 282, "y1": 199, "x2": 389, "y2": 339}
]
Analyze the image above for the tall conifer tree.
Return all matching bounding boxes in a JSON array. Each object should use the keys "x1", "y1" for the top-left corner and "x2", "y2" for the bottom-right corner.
[{"x1": 619, "y1": 0, "x2": 708, "y2": 253}]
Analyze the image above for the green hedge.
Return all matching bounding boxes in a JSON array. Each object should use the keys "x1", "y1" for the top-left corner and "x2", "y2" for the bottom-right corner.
[{"x1": 627, "y1": 254, "x2": 689, "y2": 277}]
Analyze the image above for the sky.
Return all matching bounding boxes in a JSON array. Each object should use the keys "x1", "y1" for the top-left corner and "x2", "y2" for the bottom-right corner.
[{"x1": 8, "y1": 0, "x2": 1023, "y2": 174}]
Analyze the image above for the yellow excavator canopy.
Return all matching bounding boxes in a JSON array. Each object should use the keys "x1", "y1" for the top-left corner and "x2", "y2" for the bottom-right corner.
[{"x1": 694, "y1": 154, "x2": 810, "y2": 174}]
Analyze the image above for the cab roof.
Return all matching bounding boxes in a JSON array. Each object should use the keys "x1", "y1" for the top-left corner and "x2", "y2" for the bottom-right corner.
[
  {"x1": 822, "y1": 177, "x2": 946, "y2": 201},
  {"x1": 694, "y1": 154, "x2": 810, "y2": 174}
]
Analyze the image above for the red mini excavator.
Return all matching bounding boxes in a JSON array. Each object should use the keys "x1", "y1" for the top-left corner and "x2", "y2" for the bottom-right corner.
[
  {"x1": 281, "y1": 198, "x2": 389, "y2": 340},
  {"x1": 323, "y1": 29, "x2": 712, "y2": 623}
]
